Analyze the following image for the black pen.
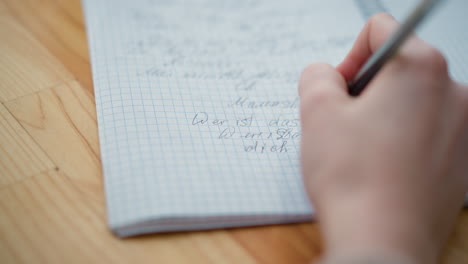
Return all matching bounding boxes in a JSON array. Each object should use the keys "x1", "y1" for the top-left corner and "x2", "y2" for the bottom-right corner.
[{"x1": 348, "y1": 0, "x2": 444, "y2": 96}]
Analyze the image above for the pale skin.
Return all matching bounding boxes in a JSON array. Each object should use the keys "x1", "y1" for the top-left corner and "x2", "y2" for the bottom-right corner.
[{"x1": 299, "y1": 14, "x2": 468, "y2": 264}]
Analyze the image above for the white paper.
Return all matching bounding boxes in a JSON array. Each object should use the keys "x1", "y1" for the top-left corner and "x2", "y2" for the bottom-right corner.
[{"x1": 83, "y1": 0, "x2": 367, "y2": 236}]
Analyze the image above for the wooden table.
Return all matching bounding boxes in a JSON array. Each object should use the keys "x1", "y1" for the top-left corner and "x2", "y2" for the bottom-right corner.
[{"x1": 0, "y1": 0, "x2": 467, "y2": 263}]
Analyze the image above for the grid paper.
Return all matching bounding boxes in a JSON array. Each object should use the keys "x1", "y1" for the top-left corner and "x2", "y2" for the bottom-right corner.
[
  {"x1": 83, "y1": 0, "x2": 468, "y2": 237},
  {"x1": 82, "y1": 0, "x2": 367, "y2": 236}
]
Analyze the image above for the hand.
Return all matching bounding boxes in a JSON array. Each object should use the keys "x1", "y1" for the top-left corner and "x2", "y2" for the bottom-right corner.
[{"x1": 299, "y1": 13, "x2": 468, "y2": 264}]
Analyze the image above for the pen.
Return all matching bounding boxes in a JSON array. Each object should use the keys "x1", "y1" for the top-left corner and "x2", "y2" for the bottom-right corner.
[{"x1": 348, "y1": 0, "x2": 444, "y2": 96}]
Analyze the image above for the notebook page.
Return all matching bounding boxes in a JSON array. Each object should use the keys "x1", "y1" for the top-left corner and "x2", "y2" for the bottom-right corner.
[{"x1": 82, "y1": 0, "x2": 366, "y2": 234}]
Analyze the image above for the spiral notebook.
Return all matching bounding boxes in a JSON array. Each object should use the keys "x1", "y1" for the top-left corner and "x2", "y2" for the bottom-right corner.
[{"x1": 82, "y1": 0, "x2": 468, "y2": 237}]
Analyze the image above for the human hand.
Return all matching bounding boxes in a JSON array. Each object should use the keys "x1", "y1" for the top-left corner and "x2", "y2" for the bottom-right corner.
[{"x1": 299, "y1": 13, "x2": 468, "y2": 264}]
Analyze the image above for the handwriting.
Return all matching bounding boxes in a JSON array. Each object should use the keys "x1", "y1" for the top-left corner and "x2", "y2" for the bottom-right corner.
[
  {"x1": 244, "y1": 141, "x2": 288, "y2": 153},
  {"x1": 113, "y1": 0, "x2": 363, "y2": 155},
  {"x1": 229, "y1": 97, "x2": 299, "y2": 110},
  {"x1": 123, "y1": 0, "x2": 356, "y2": 92},
  {"x1": 191, "y1": 112, "x2": 300, "y2": 153}
]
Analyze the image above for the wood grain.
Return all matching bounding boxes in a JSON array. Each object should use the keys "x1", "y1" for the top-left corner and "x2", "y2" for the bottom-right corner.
[
  {"x1": 0, "y1": 0, "x2": 467, "y2": 263},
  {"x1": 0, "y1": 170, "x2": 127, "y2": 264},
  {"x1": 0, "y1": 103, "x2": 54, "y2": 187},
  {"x1": 0, "y1": 15, "x2": 72, "y2": 102},
  {"x1": 5, "y1": 81, "x2": 101, "y2": 198},
  {"x1": 230, "y1": 223, "x2": 323, "y2": 263},
  {"x1": 3, "y1": 0, "x2": 93, "y2": 93},
  {"x1": 0, "y1": 170, "x2": 257, "y2": 264}
]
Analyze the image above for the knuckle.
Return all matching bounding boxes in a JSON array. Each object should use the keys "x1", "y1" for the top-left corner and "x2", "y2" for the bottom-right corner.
[
  {"x1": 369, "y1": 12, "x2": 394, "y2": 25},
  {"x1": 300, "y1": 63, "x2": 333, "y2": 81},
  {"x1": 302, "y1": 87, "x2": 333, "y2": 106},
  {"x1": 299, "y1": 63, "x2": 335, "y2": 96},
  {"x1": 299, "y1": 64, "x2": 319, "y2": 96},
  {"x1": 299, "y1": 92, "x2": 314, "y2": 117},
  {"x1": 414, "y1": 45, "x2": 448, "y2": 74},
  {"x1": 300, "y1": 88, "x2": 334, "y2": 117}
]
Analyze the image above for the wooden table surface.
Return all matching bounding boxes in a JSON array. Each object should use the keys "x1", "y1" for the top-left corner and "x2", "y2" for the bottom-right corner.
[{"x1": 0, "y1": 0, "x2": 467, "y2": 263}]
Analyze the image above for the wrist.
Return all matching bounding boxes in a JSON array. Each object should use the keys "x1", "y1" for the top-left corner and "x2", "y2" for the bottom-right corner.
[{"x1": 316, "y1": 194, "x2": 439, "y2": 264}]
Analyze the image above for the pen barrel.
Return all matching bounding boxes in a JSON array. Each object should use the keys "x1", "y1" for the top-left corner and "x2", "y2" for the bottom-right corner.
[{"x1": 348, "y1": 0, "x2": 444, "y2": 96}]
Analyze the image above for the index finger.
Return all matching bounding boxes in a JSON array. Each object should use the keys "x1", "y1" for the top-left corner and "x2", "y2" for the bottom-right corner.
[{"x1": 336, "y1": 13, "x2": 401, "y2": 82}]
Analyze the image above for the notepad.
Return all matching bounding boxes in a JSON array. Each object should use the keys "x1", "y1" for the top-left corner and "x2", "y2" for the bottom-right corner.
[{"x1": 82, "y1": 0, "x2": 468, "y2": 237}]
